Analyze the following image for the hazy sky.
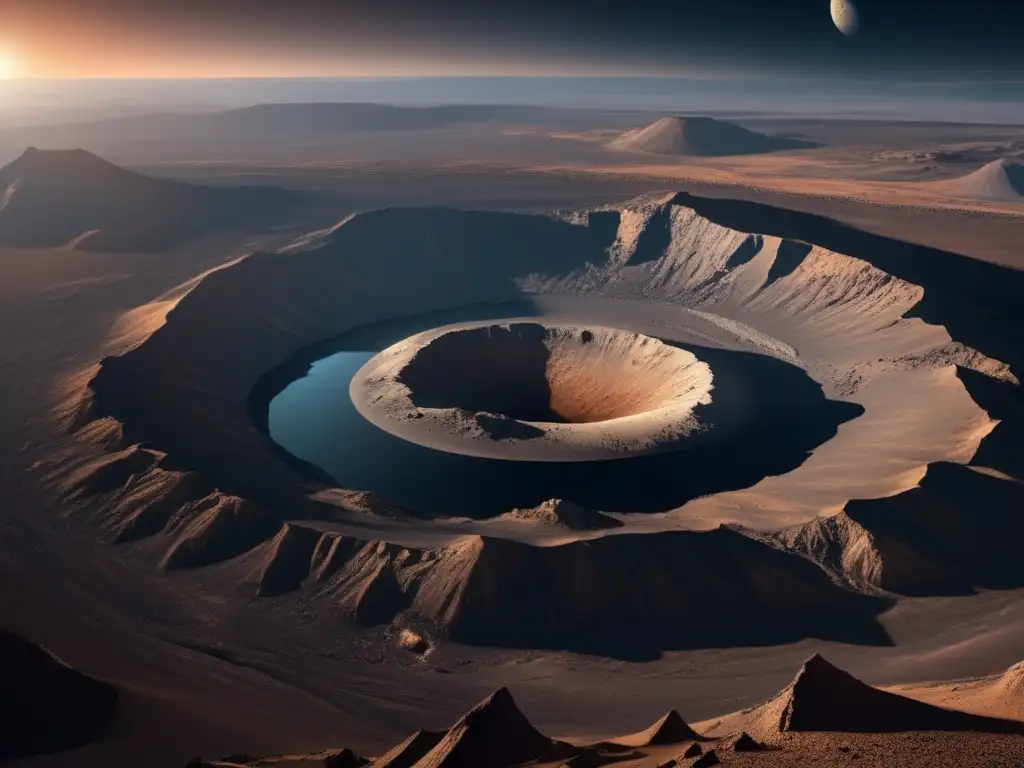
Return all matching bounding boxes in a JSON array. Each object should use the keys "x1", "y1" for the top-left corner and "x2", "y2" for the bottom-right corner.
[{"x1": 2, "y1": 0, "x2": 1021, "y2": 81}]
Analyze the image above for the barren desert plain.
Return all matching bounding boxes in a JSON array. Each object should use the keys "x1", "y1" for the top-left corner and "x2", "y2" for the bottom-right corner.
[{"x1": 0, "y1": 95, "x2": 1023, "y2": 768}]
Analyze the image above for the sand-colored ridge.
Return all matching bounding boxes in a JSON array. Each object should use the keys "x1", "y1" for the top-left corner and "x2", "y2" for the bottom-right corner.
[
  {"x1": 891, "y1": 659, "x2": 1024, "y2": 723},
  {"x1": 185, "y1": 655, "x2": 1024, "y2": 767},
  {"x1": 62, "y1": 444, "x2": 161, "y2": 500},
  {"x1": 0, "y1": 628, "x2": 119, "y2": 759},
  {"x1": 105, "y1": 467, "x2": 211, "y2": 543},
  {"x1": 608, "y1": 117, "x2": 820, "y2": 157},
  {"x1": 253, "y1": 523, "x2": 323, "y2": 597},
  {"x1": 611, "y1": 710, "x2": 701, "y2": 747},
  {"x1": 935, "y1": 158, "x2": 1024, "y2": 202},
  {"x1": 369, "y1": 729, "x2": 444, "y2": 768},
  {"x1": 160, "y1": 493, "x2": 281, "y2": 570},
  {"x1": 740, "y1": 654, "x2": 1024, "y2": 743},
  {"x1": 496, "y1": 498, "x2": 623, "y2": 530}
]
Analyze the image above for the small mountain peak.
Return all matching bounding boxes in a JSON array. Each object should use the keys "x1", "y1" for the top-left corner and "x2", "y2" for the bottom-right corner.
[
  {"x1": 449, "y1": 686, "x2": 536, "y2": 735},
  {"x1": 940, "y1": 158, "x2": 1024, "y2": 200},
  {"x1": 796, "y1": 653, "x2": 844, "y2": 679},
  {"x1": 2, "y1": 146, "x2": 125, "y2": 184},
  {"x1": 649, "y1": 710, "x2": 700, "y2": 743},
  {"x1": 609, "y1": 116, "x2": 818, "y2": 157},
  {"x1": 613, "y1": 708, "x2": 701, "y2": 747},
  {"x1": 418, "y1": 685, "x2": 557, "y2": 766},
  {"x1": 724, "y1": 731, "x2": 768, "y2": 751},
  {"x1": 321, "y1": 749, "x2": 369, "y2": 768},
  {"x1": 480, "y1": 686, "x2": 515, "y2": 708},
  {"x1": 462, "y1": 686, "x2": 532, "y2": 726}
]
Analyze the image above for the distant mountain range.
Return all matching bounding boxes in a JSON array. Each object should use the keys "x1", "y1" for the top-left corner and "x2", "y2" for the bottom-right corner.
[
  {"x1": 0, "y1": 103, "x2": 548, "y2": 153},
  {"x1": 0, "y1": 148, "x2": 301, "y2": 252}
]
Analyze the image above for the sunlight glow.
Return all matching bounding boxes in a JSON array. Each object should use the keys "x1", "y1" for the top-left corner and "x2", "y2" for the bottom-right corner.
[{"x1": 0, "y1": 53, "x2": 17, "y2": 79}]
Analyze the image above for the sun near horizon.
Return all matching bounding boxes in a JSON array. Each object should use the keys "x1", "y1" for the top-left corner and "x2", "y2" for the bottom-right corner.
[{"x1": 0, "y1": 52, "x2": 18, "y2": 79}]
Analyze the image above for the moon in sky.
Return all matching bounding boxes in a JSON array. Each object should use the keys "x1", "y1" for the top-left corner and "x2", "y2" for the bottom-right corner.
[{"x1": 830, "y1": 0, "x2": 859, "y2": 36}]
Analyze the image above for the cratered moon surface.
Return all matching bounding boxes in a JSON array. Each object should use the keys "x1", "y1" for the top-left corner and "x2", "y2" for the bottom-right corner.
[{"x1": 831, "y1": 0, "x2": 859, "y2": 36}]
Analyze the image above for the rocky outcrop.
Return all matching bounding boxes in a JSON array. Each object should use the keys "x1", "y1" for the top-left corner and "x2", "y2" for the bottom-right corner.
[
  {"x1": 497, "y1": 499, "x2": 623, "y2": 530},
  {"x1": 721, "y1": 731, "x2": 767, "y2": 751},
  {"x1": 253, "y1": 523, "x2": 323, "y2": 597},
  {"x1": 63, "y1": 444, "x2": 161, "y2": 500},
  {"x1": 161, "y1": 494, "x2": 280, "y2": 570}
]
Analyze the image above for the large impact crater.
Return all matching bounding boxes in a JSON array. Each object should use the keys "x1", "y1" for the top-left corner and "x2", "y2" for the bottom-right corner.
[
  {"x1": 57, "y1": 191, "x2": 1024, "y2": 656},
  {"x1": 352, "y1": 322, "x2": 713, "y2": 460}
]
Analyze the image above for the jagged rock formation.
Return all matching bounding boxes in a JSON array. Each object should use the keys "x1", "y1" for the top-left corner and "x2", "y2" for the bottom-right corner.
[
  {"x1": 0, "y1": 148, "x2": 299, "y2": 252},
  {"x1": 608, "y1": 116, "x2": 820, "y2": 156},
  {"x1": 743, "y1": 655, "x2": 1024, "y2": 743},
  {"x1": 104, "y1": 467, "x2": 211, "y2": 543},
  {"x1": 160, "y1": 493, "x2": 280, "y2": 570},
  {"x1": 57, "y1": 435, "x2": 893, "y2": 656},
  {"x1": 0, "y1": 628, "x2": 118, "y2": 758},
  {"x1": 63, "y1": 444, "x2": 161, "y2": 500},
  {"x1": 496, "y1": 499, "x2": 623, "y2": 530},
  {"x1": 771, "y1": 511, "x2": 884, "y2": 591},
  {"x1": 254, "y1": 523, "x2": 324, "y2": 597},
  {"x1": 775, "y1": 462, "x2": 1024, "y2": 596}
]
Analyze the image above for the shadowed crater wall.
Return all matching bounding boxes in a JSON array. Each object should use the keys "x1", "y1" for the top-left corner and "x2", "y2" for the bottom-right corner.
[{"x1": 399, "y1": 324, "x2": 561, "y2": 422}]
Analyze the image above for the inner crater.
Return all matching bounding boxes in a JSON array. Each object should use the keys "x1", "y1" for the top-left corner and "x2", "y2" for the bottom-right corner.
[{"x1": 396, "y1": 323, "x2": 711, "y2": 425}]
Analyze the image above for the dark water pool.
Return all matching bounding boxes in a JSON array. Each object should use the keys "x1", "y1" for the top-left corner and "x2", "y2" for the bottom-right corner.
[{"x1": 261, "y1": 303, "x2": 862, "y2": 519}]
